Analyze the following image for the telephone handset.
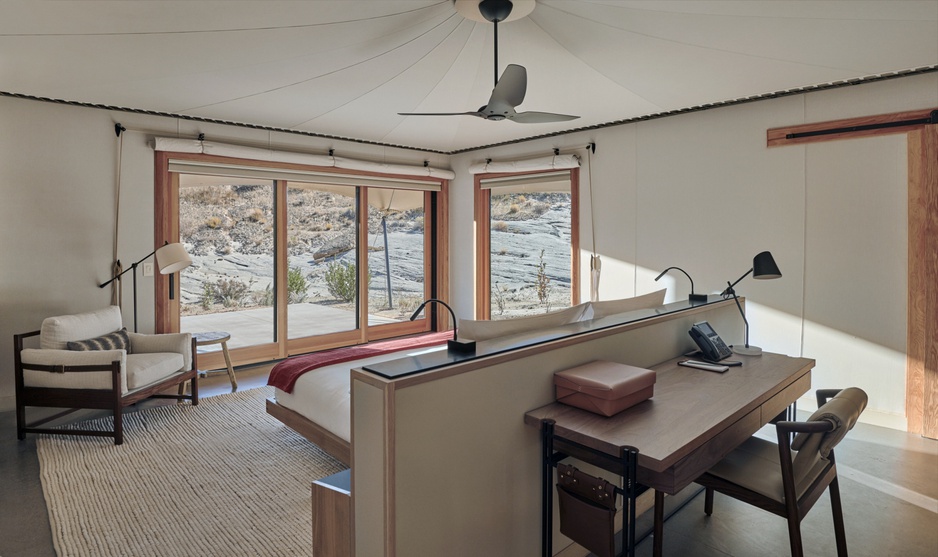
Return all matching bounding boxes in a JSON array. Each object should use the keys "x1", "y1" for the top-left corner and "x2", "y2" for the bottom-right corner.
[{"x1": 689, "y1": 321, "x2": 732, "y2": 362}]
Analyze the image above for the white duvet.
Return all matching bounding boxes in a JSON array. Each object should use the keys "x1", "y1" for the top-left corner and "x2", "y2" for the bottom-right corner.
[{"x1": 273, "y1": 345, "x2": 447, "y2": 442}]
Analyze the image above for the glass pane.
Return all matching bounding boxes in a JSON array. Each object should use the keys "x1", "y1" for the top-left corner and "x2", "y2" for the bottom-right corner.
[
  {"x1": 286, "y1": 182, "x2": 359, "y2": 339},
  {"x1": 367, "y1": 188, "x2": 426, "y2": 326},
  {"x1": 178, "y1": 176, "x2": 275, "y2": 349},
  {"x1": 489, "y1": 190, "x2": 572, "y2": 319}
]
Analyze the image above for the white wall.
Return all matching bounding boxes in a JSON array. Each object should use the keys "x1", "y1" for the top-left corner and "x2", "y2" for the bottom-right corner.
[
  {"x1": 449, "y1": 73, "x2": 938, "y2": 430},
  {"x1": 0, "y1": 97, "x2": 448, "y2": 411},
  {"x1": 2, "y1": 72, "x2": 935, "y2": 427}
]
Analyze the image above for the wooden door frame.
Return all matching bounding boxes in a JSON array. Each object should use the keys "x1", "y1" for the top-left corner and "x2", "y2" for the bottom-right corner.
[
  {"x1": 154, "y1": 151, "x2": 449, "y2": 370},
  {"x1": 907, "y1": 125, "x2": 937, "y2": 437},
  {"x1": 768, "y1": 109, "x2": 938, "y2": 436}
]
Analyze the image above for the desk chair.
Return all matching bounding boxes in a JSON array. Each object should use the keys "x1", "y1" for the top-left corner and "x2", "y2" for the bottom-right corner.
[{"x1": 695, "y1": 387, "x2": 868, "y2": 557}]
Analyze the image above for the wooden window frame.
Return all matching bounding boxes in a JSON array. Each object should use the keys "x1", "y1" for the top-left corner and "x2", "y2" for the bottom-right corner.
[{"x1": 473, "y1": 168, "x2": 580, "y2": 319}]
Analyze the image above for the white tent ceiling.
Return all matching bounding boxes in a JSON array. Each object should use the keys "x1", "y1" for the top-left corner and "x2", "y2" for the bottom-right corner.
[{"x1": 2, "y1": 1, "x2": 936, "y2": 154}]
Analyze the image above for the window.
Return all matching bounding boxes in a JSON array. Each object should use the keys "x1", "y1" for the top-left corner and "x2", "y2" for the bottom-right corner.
[
  {"x1": 155, "y1": 152, "x2": 446, "y2": 369},
  {"x1": 475, "y1": 169, "x2": 580, "y2": 319}
]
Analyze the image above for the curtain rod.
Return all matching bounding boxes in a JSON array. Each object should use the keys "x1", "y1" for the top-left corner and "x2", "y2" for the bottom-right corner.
[{"x1": 786, "y1": 110, "x2": 938, "y2": 140}]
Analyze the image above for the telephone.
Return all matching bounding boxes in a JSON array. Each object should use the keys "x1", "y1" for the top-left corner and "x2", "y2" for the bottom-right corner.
[{"x1": 689, "y1": 321, "x2": 732, "y2": 362}]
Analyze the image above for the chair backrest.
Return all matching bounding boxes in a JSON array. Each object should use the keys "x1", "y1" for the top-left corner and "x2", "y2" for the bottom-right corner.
[
  {"x1": 39, "y1": 306, "x2": 124, "y2": 349},
  {"x1": 789, "y1": 387, "x2": 868, "y2": 483}
]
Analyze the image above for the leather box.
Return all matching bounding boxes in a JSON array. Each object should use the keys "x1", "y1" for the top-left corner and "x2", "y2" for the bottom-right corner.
[{"x1": 554, "y1": 360, "x2": 656, "y2": 417}]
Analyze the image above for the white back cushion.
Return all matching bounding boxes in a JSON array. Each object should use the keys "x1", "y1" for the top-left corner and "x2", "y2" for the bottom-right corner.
[
  {"x1": 458, "y1": 303, "x2": 590, "y2": 342},
  {"x1": 585, "y1": 289, "x2": 667, "y2": 320},
  {"x1": 40, "y1": 306, "x2": 123, "y2": 350}
]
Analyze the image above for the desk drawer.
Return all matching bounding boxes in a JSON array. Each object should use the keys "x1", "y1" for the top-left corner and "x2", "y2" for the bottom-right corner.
[
  {"x1": 762, "y1": 372, "x2": 811, "y2": 423},
  {"x1": 645, "y1": 407, "x2": 762, "y2": 494}
]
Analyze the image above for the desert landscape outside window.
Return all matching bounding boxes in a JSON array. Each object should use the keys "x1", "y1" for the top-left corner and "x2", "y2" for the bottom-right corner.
[
  {"x1": 178, "y1": 175, "x2": 277, "y2": 348},
  {"x1": 156, "y1": 153, "x2": 446, "y2": 369},
  {"x1": 476, "y1": 169, "x2": 580, "y2": 320}
]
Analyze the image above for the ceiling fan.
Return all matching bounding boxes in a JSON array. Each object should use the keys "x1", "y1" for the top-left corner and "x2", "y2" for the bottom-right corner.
[{"x1": 398, "y1": 0, "x2": 579, "y2": 123}]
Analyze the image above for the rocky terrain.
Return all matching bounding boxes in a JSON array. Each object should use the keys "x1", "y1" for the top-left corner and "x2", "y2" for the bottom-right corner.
[{"x1": 178, "y1": 184, "x2": 571, "y2": 321}]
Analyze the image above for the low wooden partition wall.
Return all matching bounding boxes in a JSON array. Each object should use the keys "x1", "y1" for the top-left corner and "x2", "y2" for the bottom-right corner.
[{"x1": 350, "y1": 298, "x2": 745, "y2": 557}]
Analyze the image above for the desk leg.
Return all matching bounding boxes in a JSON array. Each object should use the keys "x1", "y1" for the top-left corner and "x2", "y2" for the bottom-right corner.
[
  {"x1": 221, "y1": 341, "x2": 237, "y2": 391},
  {"x1": 541, "y1": 420, "x2": 555, "y2": 557},
  {"x1": 653, "y1": 490, "x2": 665, "y2": 557},
  {"x1": 620, "y1": 445, "x2": 639, "y2": 557}
]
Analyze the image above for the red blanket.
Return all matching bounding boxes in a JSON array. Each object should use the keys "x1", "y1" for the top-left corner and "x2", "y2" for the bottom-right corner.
[{"x1": 267, "y1": 331, "x2": 453, "y2": 393}]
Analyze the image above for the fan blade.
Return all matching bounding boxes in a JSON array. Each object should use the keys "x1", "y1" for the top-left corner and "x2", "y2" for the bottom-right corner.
[
  {"x1": 510, "y1": 111, "x2": 580, "y2": 123},
  {"x1": 398, "y1": 111, "x2": 485, "y2": 118},
  {"x1": 489, "y1": 64, "x2": 526, "y2": 109}
]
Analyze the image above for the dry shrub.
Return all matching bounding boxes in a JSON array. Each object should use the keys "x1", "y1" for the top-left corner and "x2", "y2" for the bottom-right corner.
[{"x1": 248, "y1": 207, "x2": 266, "y2": 223}]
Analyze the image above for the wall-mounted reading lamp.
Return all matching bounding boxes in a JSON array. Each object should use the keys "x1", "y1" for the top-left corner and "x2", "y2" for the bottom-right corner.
[
  {"x1": 409, "y1": 298, "x2": 476, "y2": 353},
  {"x1": 654, "y1": 266, "x2": 707, "y2": 302},
  {"x1": 720, "y1": 251, "x2": 781, "y2": 355},
  {"x1": 99, "y1": 242, "x2": 192, "y2": 332}
]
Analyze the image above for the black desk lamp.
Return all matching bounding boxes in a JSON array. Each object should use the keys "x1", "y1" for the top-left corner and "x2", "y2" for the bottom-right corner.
[
  {"x1": 99, "y1": 242, "x2": 193, "y2": 332},
  {"x1": 654, "y1": 266, "x2": 707, "y2": 302},
  {"x1": 409, "y1": 298, "x2": 476, "y2": 353},
  {"x1": 720, "y1": 251, "x2": 781, "y2": 356}
]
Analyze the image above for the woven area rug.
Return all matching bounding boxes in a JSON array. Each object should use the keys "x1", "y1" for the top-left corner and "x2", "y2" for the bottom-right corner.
[{"x1": 36, "y1": 386, "x2": 346, "y2": 557}]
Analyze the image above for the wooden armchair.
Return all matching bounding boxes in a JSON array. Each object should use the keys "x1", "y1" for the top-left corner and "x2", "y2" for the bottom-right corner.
[
  {"x1": 695, "y1": 387, "x2": 868, "y2": 557},
  {"x1": 14, "y1": 306, "x2": 198, "y2": 445}
]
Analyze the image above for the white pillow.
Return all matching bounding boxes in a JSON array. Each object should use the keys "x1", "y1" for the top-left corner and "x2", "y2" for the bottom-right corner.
[
  {"x1": 40, "y1": 306, "x2": 123, "y2": 350},
  {"x1": 585, "y1": 289, "x2": 667, "y2": 320},
  {"x1": 458, "y1": 303, "x2": 590, "y2": 342}
]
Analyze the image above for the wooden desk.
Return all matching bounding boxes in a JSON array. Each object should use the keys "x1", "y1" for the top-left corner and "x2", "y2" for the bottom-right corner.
[{"x1": 525, "y1": 351, "x2": 814, "y2": 556}]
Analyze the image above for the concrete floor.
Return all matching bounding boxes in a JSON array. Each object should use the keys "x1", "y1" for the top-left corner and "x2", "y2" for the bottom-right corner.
[{"x1": 2, "y1": 364, "x2": 936, "y2": 557}]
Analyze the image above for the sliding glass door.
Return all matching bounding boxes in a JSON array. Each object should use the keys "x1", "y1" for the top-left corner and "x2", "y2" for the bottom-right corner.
[
  {"x1": 178, "y1": 175, "x2": 276, "y2": 349},
  {"x1": 365, "y1": 188, "x2": 427, "y2": 327},
  {"x1": 156, "y1": 153, "x2": 445, "y2": 369},
  {"x1": 285, "y1": 182, "x2": 360, "y2": 340}
]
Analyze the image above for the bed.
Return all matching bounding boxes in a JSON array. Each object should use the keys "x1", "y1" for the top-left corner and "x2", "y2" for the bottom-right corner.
[
  {"x1": 265, "y1": 332, "x2": 453, "y2": 465},
  {"x1": 265, "y1": 290, "x2": 666, "y2": 465}
]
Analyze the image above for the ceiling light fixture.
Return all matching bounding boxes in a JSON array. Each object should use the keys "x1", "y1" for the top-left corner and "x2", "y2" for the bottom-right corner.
[{"x1": 400, "y1": 0, "x2": 578, "y2": 123}]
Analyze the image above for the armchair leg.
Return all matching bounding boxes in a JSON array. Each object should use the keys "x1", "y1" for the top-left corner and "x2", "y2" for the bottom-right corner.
[
  {"x1": 16, "y1": 400, "x2": 26, "y2": 440},
  {"x1": 114, "y1": 408, "x2": 124, "y2": 445},
  {"x1": 829, "y1": 477, "x2": 848, "y2": 557},
  {"x1": 191, "y1": 376, "x2": 199, "y2": 406},
  {"x1": 704, "y1": 487, "x2": 714, "y2": 515}
]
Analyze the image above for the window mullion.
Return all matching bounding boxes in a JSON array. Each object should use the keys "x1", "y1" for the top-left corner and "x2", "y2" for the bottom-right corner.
[
  {"x1": 274, "y1": 179, "x2": 289, "y2": 359},
  {"x1": 358, "y1": 187, "x2": 369, "y2": 343}
]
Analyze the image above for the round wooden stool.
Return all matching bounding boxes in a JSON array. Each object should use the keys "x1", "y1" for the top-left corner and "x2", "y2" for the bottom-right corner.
[{"x1": 192, "y1": 331, "x2": 237, "y2": 391}]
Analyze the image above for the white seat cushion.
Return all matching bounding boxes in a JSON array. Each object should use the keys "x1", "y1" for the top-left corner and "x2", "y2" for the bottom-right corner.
[
  {"x1": 126, "y1": 352, "x2": 185, "y2": 390},
  {"x1": 21, "y1": 348, "x2": 128, "y2": 393}
]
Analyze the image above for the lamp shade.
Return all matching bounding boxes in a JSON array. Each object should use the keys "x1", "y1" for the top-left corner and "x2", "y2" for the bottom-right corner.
[
  {"x1": 155, "y1": 243, "x2": 193, "y2": 274},
  {"x1": 752, "y1": 251, "x2": 781, "y2": 280}
]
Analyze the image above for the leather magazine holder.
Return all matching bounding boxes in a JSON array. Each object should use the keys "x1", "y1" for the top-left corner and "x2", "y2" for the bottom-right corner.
[{"x1": 556, "y1": 463, "x2": 618, "y2": 557}]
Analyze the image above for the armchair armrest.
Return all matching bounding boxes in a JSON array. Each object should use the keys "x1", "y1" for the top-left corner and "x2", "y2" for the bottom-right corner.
[{"x1": 128, "y1": 332, "x2": 193, "y2": 370}]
